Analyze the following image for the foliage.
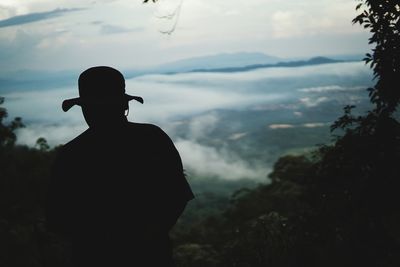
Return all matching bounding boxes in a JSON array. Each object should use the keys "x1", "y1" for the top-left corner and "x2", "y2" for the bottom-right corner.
[
  {"x1": 334, "y1": 0, "x2": 400, "y2": 131},
  {"x1": 0, "y1": 98, "x2": 69, "y2": 267},
  {"x1": 0, "y1": 97, "x2": 24, "y2": 148},
  {"x1": 352, "y1": 0, "x2": 400, "y2": 115},
  {"x1": 317, "y1": 3, "x2": 400, "y2": 264}
]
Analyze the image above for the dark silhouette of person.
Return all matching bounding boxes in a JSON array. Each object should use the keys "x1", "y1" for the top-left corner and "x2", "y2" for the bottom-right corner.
[{"x1": 45, "y1": 66, "x2": 194, "y2": 267}]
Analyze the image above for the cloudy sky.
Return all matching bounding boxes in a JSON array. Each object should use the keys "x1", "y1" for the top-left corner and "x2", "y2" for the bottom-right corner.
[
  {"x1": 0, "y1": 0, "x2": 370, "y2": 72},
  {"x1": 0, "y1": 0, "x2": 373, "y2": 181}
]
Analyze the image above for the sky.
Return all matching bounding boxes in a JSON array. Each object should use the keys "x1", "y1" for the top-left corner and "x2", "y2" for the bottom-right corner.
[
  {"x1": 0, "y1": 0, "x2": 370, "y2": 72},
  {"x1": 0, "y1": 0, "x2": 373, "y2": 180}
]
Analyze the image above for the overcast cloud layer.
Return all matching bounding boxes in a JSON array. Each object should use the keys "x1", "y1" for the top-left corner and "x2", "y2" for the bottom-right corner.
[{"x1": 0, "y1": 0, "x2": 370, "y2": 72}]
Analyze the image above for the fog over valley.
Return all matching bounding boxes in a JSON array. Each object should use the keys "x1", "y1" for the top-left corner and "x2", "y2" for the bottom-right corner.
[{"x1": 1, "y1": 60, "x2": 373, "y2": 181}]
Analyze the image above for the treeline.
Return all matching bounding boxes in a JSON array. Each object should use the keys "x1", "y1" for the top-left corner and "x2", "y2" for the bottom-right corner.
[
  {"x1": 0, "y1": 97, "x2": 70, "y2": 266},
  {"x1": 172, "y1": 143, "x2": 400, "y2": 266}
]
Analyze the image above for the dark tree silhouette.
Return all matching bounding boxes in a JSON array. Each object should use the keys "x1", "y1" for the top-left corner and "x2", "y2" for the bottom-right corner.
[
  {"x1": 0, "y1": 97, "x2": 24, "y2": 147},
  {"x1": 353, "y1": 0, "x2": 400, "y2": 115},
  {"x1": 333, "y1": 0, "x2": 400, "y2": 131}
]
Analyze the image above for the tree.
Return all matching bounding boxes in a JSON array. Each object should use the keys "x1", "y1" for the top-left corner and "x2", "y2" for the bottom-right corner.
[
  {"x1": 305, "y1": 2, "x2": 400, "y2": 266},
  {"x1": 353, "y1": 0, "x2": 400, "y2": 115},
  {"x1": 334, "y1": 0, "x2": 400, "y2": 131},
  {"x1": 0, "y1": 98, "x2": 66, "y2": 267},
  {"x1": 0, "y1": 97, "x2": 24, "y2": 147}
]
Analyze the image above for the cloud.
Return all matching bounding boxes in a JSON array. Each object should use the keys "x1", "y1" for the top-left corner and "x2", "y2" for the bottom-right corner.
[
  {"x1": 1, "y1": 61, "x2": 371, "y2": 126},
  {"x1": 2, "y1": 61, "x2": 370, "y2": 181},
  {"x1": 187, "y1": 113, "x2": 219, "y2": 140},
  {"x1": 298, "y1": 85, "x2": 364, "y2": 93},
  {"x1": 302, "y1": 122, "x2": 329, "y2": 128},
  {"x1": 1, "y1": 87, "x2": 83, "y2": 125},
  {"x1": 293, "y1": 111, "x2": 303, "y2": 117},
  {"x1": 270, "y1": 10, "x2": 303, "y2": 39},
  {"x1": 0, "y1": 30, "x2": 42, "y2": 64},
  {"x1": 175, "y1": 139, "x2": 269, "y2": 181},
  {"x1": 299, "y1": 96, "x2": 329, "y2": 107},
  {"x1": 162, "y1": 113, "x2": 269, "y2": 180},
  {"x1": 16, "y1": 123, "x2": 86, "y2": 147},
  {"x1": 269, "y1": 1, "x2": 362, "y2": 39},
  {"x1": 0, "y1": 0, "x2": 371, "y2": 72},
  {"x1": 125, "y1": 72, "x2": 286, "y2": 122},
  {"x1": 0, "y1": 8, "x2": 84, "y2": 28},
  {"x1": 269, "y1": 124, "x2": 295, "y2": 129},
  {"x1": 268, "y1": 122, "x2": 329, "y2": 130},
  {"x1": 0, "y1": 5, "x2": 17, "y2": 21},
  {"x1": 228, "y1": 132, "x2": 247, "y2": 140},
  {"x1": 164, "y1": 113, "x2": 269, "y2": 180},
  {"x1": 100, "y1": 24, "x2": 143, "y2": 35}
]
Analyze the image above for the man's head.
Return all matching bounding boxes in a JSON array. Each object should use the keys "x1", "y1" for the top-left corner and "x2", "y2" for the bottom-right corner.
[{"x1": 62, "y1": 66, "x2": 143, "y2": 128}]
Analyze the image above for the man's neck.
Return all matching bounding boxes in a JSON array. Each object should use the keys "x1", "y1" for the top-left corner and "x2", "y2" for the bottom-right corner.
[{"x1": 89, "y1": 116, "x2": 129, "y2": 133}]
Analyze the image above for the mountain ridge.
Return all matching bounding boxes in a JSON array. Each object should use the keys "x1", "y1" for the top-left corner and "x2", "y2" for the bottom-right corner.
[
  {"x1": 186, "y1": 56, "x2": 350, "y2": 74},
  {"x1": 0, "y1": 54, "x2": 362, "y2": 93},
  {"x1": 152, "y1": 52, "x2": 283, "y2": 73}
]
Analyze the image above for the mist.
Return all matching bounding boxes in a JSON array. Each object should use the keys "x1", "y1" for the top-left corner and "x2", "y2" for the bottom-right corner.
[{"x1": 2, "y1": 61, "x2": 372, "y2": 180}]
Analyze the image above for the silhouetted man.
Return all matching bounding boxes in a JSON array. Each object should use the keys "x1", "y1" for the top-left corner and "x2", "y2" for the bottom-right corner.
[{"x1": 45, "y1": 66, "x2": 194, "y2": 267}]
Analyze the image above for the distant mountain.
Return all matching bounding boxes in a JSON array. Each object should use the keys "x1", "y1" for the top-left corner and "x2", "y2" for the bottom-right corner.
[
  {"x1": 189, "y1": 57, "x2": 347, "y2": 73},
  {"x1": 151, "y1": 52, "x2": 283, "y2": 73},
  {"x1": 0, "y1": 53, "x2": 360, "y2": 93},
  {"x1": 325, "y1": 54, "x2": 364, "y2": 61}
]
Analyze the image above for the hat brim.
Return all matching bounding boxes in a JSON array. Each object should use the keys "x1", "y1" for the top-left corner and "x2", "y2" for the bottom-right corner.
[{"x1": 62, "y1": 94, "x2": 144, "y2": 112}]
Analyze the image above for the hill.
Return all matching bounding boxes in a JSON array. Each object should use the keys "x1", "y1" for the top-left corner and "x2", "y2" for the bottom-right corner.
[
  {"x1": 151, "y1": 52, "x2": 283, "y2": 73},
  {"x1": 189, "y1": 57, "x2": 347, "y2": 73}
]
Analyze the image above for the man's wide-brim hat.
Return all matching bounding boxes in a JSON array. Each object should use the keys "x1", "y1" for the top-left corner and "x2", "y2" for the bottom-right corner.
[{"x1": 62, "y1": 66, "x2": 144, "y2": 112}]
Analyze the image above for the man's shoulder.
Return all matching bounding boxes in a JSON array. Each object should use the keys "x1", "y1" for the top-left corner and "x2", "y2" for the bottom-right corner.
[
  {"x1": 66, "y1": 129, "x2": 90, "y2": 145},
  {"x1": 58, "y1": 129, "x2": 91, "y2": 154},
  {"x1": 127, "y1": 122, "x2": 176, "y2": 149},
  {"x1": 127, "y1": 122, "x2": 161, "y2": 130},
  {"x1": 127, "y1": 122, "x2": 168, "y2": 137}
]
